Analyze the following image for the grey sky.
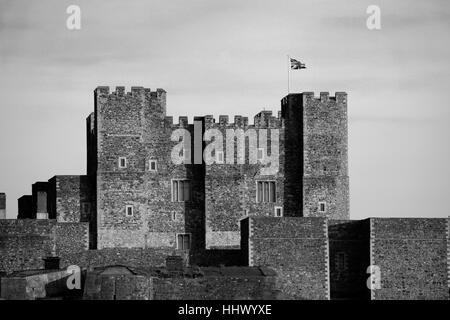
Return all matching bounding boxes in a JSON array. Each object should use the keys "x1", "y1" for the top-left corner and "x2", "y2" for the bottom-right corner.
[{"x1": 0, "y1": 0, "x2": 449, "y2": 219}]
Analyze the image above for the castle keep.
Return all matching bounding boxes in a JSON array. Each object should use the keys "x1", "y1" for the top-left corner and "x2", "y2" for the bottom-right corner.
[
  {"x1": 0, "y1": 87, "x2": 448, "y2": 300},
  {"x1": 89, "y1": 87, "x2": 349, "y2": 250}
]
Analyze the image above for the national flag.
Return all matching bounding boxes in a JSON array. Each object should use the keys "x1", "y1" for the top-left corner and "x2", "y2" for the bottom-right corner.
[{"x1": 290, "y1": 58, "x2": 306, "y2": 70}]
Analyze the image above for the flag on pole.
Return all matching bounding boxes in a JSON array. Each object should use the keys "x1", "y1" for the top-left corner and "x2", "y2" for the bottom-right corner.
[{"x1": 290, "y1": 58, "x2": 306, "y2": 70}]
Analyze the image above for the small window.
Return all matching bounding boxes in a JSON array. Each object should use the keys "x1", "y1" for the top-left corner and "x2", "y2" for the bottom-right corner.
[
  {"x1": 256, "y1": 181, "x2": 276, "y2": 203},
  {"x1": 216, "y1": 151, "x2": 224, "y2": 164},
  {"x1": 171, "y1": 212, "x2": 177, "y2": 221},
  {"x1": 125, "y1": 205, "x2": 134, "y2": 217},
  {"x1": 119, "y1": 157, "x2": 127, "y2": 168},
  {"x1": 172, "y1": 180, "x2": 191, "y2": 202},
  {"x1": 257, "y1": 148, "x2": 264, "y2": 161},
  {"x1": 318, "y1": 201, "x2": 327, "y2": 213},
  {"x1": 243, "y1": 209, "x2": 249, "y2": 216},
  {"x1": 274, "y1": 206, "x2": 283, "y2": 217},
  {"x1": 149, "y1": 160, "x2": 157, "y2": 172},
  {"x1": 177, "y1": 234, "x2": 191, "y2": 250}
]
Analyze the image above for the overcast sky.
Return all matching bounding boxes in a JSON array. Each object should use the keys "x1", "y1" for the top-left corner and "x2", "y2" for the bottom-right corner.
[{"x1": 0, "y1": 0, "x2": 449, "y2": 219}]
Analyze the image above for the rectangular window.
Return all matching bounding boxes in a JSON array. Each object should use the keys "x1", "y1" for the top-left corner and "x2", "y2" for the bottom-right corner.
[
  {"x1": 172, "y1": 180, "x2": 191, "y2": 202},
  {"x1": 216, "y1": 151, "x2": 224, "y2": 164},
  {"x1": 274, "y1": 206, "x2": 283, "y2": 217},
  {"x1": 149, "y1": 160, "x2": 157, "y2": 171},
  {"x1": 125, "y1": 205, "x2": 133, "y2": 217},
  {"x1": 177, "y1": 234, "x2": 191, "y2": 250},
  {"x1": 256, "y1": 181, "x2": 276, "y2": 203},
  {"x1": 318, "y1": 201, "x2": 327, "y2": 213},
  {"x1": 119, "y1": 157, "x2": 127, "y2": 168}
]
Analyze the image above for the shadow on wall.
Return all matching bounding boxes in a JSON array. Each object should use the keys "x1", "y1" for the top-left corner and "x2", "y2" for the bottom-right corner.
[
  {"x1": 44, "y1": 270, "x2": 86, "y2": 299},
  {"x1": 182, "y1": 118, "x2": 244, "y2": 267}
]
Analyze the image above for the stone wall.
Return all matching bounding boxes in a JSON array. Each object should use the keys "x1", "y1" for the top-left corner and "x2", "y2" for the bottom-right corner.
[
  {"x1": 370, "y1": 218, "x2": 448, "y2": 300},
  {"x1": 153, "y1": 271, "x2": 277, "y2": 300},
  {"x1": 84, "y1": 266, "x2": 278, "y2": 300},
  {"x1": 1, "y1": 269, "x2": 78, "y2": 300},
  {"x1": 47, "y1": 175, "x2": 94, "y2": 223},
  {"x1": 59, "y1": 248, "x2": 189, "y2": 270},
  {"x1": 0, "y1": 220, "x2": 89, "y2": 274},
  {"x1": 241, "y1": 217, "x2": 329, "y2": 300}
]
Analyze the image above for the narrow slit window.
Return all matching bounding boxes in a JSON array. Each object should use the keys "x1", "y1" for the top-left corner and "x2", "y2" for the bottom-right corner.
[
  {"x1": 125, "y1": 205, "x2": 133, "y2": 217},
  {"x1": 119, "y1": 157, "x2": 127, "y2": 168},
  {"x1": 275, "y1": 206, "x2": 283, "y2": 217},
  {"x1": 149, "y1": 160, "x2": 157, "y2": 171},
  {"x1": 318, "y1": 201, "x2": 327, "y2": 213}
]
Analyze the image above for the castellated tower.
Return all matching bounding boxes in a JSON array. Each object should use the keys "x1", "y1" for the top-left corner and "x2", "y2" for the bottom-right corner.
[
  {"x1": 93, "y1": 86, "x2": 204, "y2": 250},
  {"x1": 282, "y1": 92, "x2": 349, "y2": 219}
]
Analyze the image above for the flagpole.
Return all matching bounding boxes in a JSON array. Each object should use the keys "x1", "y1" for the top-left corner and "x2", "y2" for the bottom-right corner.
[{"x1": 287, "y1": 55, "x2": 290, "y2": 94}]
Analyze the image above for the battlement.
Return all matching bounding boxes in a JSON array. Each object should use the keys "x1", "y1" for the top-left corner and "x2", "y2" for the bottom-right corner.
[
  {"x1": 95, "y1": 86, "x2": 167, "y2": 120},
  {"x1": 162, "y1": 112, "x2": 282, "y2": 129},
  {"x1": 94, "y1": 86, "x2": 166, "y2": 100},
  {"x1": 282, "y1": 92, "x2": 347, "y2": 105}
]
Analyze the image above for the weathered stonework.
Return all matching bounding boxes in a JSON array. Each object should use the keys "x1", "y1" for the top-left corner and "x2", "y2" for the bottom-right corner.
[
  {"x1": 0, "y1": 220, "x2": 88, "y2": 274},
  {"x1": 241, "y1": 217, "x2": 329, "y2": 300},
  {"x1": 370, "y1": 218, "x2": 448, "y2": 300},
  {"x1": 83, "y1": 265, "x2": 278, "y2": 300},
  {"x1": 325, "y1": 218, "x2": 449, "y2": 300}
]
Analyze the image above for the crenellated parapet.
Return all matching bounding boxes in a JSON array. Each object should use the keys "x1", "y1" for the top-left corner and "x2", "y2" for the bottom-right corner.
[
  {"x1": 95, "y1": 86, "x2": 166, "y2": 99},
  {"x1": 94, "y1": 86, "x2": 167, "y2": 119}
]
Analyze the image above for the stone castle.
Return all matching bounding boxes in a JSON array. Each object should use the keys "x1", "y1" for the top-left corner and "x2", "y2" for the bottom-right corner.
[{"x1": 0, "y1": 87, "x2": 448, "y2": 300}]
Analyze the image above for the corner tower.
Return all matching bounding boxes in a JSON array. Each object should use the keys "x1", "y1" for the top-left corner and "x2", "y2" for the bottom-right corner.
[{"x1": 282, "y1": 92, "x2": 349, "y2": 219}]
